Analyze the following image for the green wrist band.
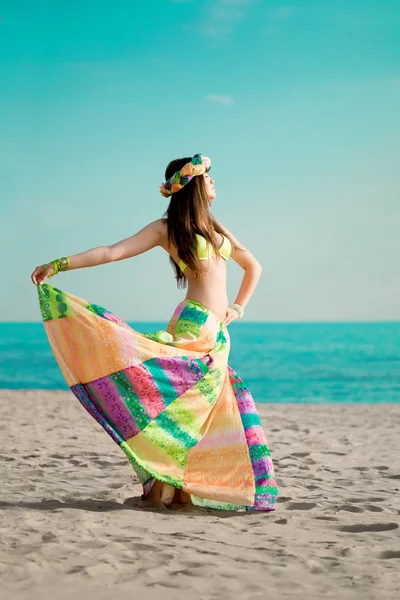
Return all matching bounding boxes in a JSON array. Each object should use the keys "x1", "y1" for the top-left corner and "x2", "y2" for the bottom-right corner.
[{"x1": 47, "y1": 257, "x2": 70, "y2": 278}]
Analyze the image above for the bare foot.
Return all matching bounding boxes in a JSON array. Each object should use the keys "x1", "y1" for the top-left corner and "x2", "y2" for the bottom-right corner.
[
  {"x1": 179, "y1": 490, "x2": 192, "y2": 504},
  {"x1": 137, "y1": 497, "x2": 168, "y2": 511}
]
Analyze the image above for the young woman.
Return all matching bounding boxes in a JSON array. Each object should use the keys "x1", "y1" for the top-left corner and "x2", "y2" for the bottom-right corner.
[{"x1": 31, "y1": 154, "x2": 278, "y2": 512}]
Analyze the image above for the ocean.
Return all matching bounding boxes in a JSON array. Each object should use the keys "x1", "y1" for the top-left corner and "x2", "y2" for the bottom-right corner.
[{"x1": 0, "y1": 321, "x2": 399, "y2": 403}]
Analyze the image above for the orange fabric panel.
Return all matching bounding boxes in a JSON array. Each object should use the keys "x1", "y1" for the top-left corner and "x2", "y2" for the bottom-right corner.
[{"x1": 183, "y1": 374, "x2": 255, "y2": 505}]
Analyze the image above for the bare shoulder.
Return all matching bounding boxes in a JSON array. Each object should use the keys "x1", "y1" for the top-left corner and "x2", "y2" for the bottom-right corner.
[
  {"x1": 142, "y1": 218, "x2": 167, "y2": 243},
  {"x1": 154, "y1": 218, "x2": 169, "y2": 246},
  {"x1": 108, "y1": 218, "x2": 167, "y2": 261},
  {"x1": 214, "y1": 219, "x2": 262, "y2": 269},
  {"x1": 132, "y1": 218, "x2": 166, "y2": 244},
  {"x1": 150, "y1": 218, "x2": 166, "y2": 235}
]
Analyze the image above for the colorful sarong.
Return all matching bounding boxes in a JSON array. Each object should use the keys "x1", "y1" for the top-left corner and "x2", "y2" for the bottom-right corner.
[{"x1": 37, "y1": 283, "x2": 278, "y2": 511}]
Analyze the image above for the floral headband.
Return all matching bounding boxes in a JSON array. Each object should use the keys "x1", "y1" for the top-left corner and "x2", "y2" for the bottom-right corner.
[{"x1": 160, "y1": 153, "x2": 211, "y2": 198}]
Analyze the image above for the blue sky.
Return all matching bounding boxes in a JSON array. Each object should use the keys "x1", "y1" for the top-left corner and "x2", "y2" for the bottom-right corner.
[{"x1": 1, "y1": 0, "x2": 399, "y2": 322}]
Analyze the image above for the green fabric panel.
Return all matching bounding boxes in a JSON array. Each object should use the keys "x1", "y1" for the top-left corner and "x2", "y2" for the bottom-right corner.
[
  {"x1": 110, "y1": 371, "x2": 151, "y2": 430},
  {"x1": 143, "y1": 358, "x2": 178, "y2": 407},
  {"x1": 241, "y1": 413, "x2": 262, "y2": 429},
  {"x1": 38, "y1": 284, "x2": 74, "y2": 321}
]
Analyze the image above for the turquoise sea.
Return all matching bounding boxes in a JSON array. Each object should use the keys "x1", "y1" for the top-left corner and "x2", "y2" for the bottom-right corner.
[{"x1": 0, "y1": 321, "x2": 399, "y2": 403}]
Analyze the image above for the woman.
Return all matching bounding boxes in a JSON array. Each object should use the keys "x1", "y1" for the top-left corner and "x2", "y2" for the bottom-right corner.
[{"x1": 31, "y1": 154, "x2": 278, "y2": 512}]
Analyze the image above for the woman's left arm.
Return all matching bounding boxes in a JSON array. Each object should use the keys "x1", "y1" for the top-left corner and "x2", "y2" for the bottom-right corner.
[{"x1": 217, "y1": 221, "x2": 263, "y2": 310}]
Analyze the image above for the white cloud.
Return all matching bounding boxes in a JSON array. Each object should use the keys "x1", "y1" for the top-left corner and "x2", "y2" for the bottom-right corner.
[
  {"x1": 265, "y1": 5, "x2": 295, "y2": 35},
  {"x1": 206, "y1": 94, "x2": 234, "y2": 105},
  {"x1": 210, "y1": 0, "x2": 257, "y2": 21},
  {"x1": 187, "y1": 0, "x2": 258, "y2": 36},
  {"x1": 177, "y1": 0, "x2": 261, "y2": 36}
]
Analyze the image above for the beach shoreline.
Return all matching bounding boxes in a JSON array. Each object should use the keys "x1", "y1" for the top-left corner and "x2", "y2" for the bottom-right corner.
[{"x1": 1, "y1": 389, "x2": 399, "y2": 599}]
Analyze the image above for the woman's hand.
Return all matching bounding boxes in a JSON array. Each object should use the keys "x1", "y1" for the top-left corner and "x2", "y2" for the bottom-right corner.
[
  {"x1": 31, "y1": 263, "x2": 54, "y2": 285},
  {"x1": 223, "y1": 306, "x2": 240, "y2": 326}
]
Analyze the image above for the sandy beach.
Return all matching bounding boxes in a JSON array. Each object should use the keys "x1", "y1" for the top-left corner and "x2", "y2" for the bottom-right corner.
[{"x1": 1, "y1": 389, "x2": 399, "y2": 599}]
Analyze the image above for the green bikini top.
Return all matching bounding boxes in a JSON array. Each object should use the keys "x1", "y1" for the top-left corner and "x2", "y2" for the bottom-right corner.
[{"x1": 179, "y1": 233, "x2": 232, "y2": 273}]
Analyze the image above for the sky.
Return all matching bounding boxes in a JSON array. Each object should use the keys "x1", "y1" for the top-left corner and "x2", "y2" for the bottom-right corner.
[{"x1": 0, "y1": 0, "x2": 399, "y2": 322}]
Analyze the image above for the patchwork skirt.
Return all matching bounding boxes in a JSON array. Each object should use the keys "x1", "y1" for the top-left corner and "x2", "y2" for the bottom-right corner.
[{"x1": 37, "y1": 283, "x2": 278, "y2": 511}]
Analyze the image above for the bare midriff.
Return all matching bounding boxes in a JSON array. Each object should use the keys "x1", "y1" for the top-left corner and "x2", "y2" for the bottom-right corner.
[
  {"x1": 184, "y1": 260, "x2": 229, "y2": 323},
  {"x1": 160, "y1": 227, "x2": 230, "y2": 323}
]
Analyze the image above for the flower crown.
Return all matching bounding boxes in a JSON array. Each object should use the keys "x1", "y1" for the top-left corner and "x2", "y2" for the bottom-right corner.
[{"x1": 160, "y1": 153, "x2": 211, "y2": 198}]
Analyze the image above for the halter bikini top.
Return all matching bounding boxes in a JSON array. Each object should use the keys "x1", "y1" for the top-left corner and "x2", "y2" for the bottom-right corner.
[{"x1": 179, "y1": 233, "x2": 232, "y2": 273}]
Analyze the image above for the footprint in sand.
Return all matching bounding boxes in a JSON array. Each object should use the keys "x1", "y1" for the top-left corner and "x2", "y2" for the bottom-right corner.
[
  {"x1": 379, "y1": 551, "x2": 400, "y2": 560},
  {"x1": 291, "y1": 452, "x2": 310, "y2": 458},
  {"x1": 286, "y1": 502, "x2": 316, "y2": 511},
  {"x1": 364, "y1": 504, "x2": 384, "y2": 513},
  {"x1": 346, "y1": 497, "x2": 385, "y2": 503},
  {"x1": 133, "y1": 542, "x2": 158, "y2": 552},
  {"x1": 93, "y1": 459, "x2": 117, "y2": 467},
  {"x1": 339, "y1": 505, "x2": 364, "y2": 513},
  {"x1": 42, "y1": 532, "x2": 57, "y2": 543},
  {"x1": 69, "y1": 459, "x2": 85, "y2": 466},
  {"x1": 339, "y1": 523, "x2": 398, "y2": 533}
]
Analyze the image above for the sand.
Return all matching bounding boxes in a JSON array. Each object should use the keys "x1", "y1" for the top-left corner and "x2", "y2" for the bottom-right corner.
[{"x1": 0, "y1": 389, "x2": 399, "y2": 600}]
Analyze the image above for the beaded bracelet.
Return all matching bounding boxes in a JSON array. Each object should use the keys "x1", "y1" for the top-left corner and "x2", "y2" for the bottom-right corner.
[
  {"x1": 47, "y1": 257, "x2": 71, "y2": 278},
  {"x1": 229, "y1": 303, "x2": 244, "y2": 319}
]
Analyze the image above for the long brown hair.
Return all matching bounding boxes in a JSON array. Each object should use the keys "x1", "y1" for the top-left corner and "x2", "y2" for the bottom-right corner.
[{"x1": 161, "y1": 157, "x2": 235, "y2": 288}]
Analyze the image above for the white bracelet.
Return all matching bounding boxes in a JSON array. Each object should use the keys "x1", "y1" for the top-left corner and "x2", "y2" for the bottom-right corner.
[{"x1": 229, "y1": 303, "x2": 244, "y2": 319}]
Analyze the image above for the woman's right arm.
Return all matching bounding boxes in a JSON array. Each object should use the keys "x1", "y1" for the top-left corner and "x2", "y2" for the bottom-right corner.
[{"x1": 31, "y1": 219, "x2": 164, "y2": 285}]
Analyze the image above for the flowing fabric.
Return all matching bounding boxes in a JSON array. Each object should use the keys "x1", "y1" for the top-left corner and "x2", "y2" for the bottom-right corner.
[{"x1": 37, "y1": 283, "x2": 278, "y2": 511}]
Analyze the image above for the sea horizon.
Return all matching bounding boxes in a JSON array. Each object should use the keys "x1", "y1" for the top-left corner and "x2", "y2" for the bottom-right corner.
[
  {"x1": 1, "y1": 321, "x2": 399, "y2": 402},
  {"x1": 2, "y1": 319, "x2": 400, "y2": 325}
]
